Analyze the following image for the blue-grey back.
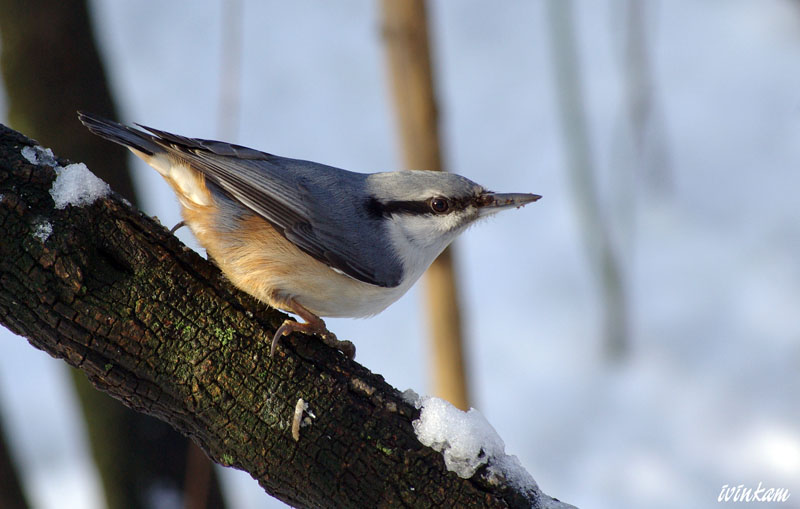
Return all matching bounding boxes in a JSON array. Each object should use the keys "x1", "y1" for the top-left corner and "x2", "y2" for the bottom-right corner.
[{"x1": 171, "y1": 144, "x2": 405, "y2": 288}]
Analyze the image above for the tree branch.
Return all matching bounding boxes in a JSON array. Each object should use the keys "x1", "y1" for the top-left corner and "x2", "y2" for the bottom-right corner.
[{"x1": 0, "y1": 124, "x2": 568, "y2": 508}]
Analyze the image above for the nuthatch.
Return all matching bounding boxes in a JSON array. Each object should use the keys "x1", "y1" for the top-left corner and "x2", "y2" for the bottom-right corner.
[{"x1": 78, "y1": 112, "x2": 540, "y2": 358}]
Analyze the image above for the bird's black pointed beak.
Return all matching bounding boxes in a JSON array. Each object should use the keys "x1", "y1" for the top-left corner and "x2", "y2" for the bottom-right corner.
[{"x1": 477, "y1": 192, "x2": 541, "y2": 216}]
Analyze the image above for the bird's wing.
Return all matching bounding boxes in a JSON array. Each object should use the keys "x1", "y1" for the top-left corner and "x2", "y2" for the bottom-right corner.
[{"x1": 137, "y1": 124, "x2": 404, "y2": 288}]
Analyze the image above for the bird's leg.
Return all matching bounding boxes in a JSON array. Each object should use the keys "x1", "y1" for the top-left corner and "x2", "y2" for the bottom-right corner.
[{"x1": 271, "y1": 298, "x2": 355, "y2": 359}]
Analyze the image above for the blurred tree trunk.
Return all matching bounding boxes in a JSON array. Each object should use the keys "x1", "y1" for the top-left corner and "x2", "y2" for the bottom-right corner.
[
  {"x1": 0, "y1": 416, "x2": 29, "y2": 509},
  {"x1": 608, "y1": 0, "x2": 673, "y2": 267},
  {"x1": 545, "y1": 0, "x2": 629, "y2": 361},
  {"x1": 620, "y1": 0, "x2": 672, "y2": 193},
  {"x1": 0, "y1": 1, "x2": 225, "y2": 507},
  {"x1": 216, "y1": 0, "x2": 243, "y2": 141},
  {"x1": 381, "y1": 0, "x2": 471, "y2": 411}
]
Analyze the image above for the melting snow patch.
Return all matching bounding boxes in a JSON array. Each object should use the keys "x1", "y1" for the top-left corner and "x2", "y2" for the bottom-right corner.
[
  {"x1": 21, "y1": 145, "x2": 57, "y2": 166},
  {"x1": 21, "y1": 145, "x2": 110, "y2": 209},
  {"x1": 412, "y1": 396, "x2": 504, "y2": 479},
  {"x1": 32, "y1": 220, "x2": 52, "y2": 242},
  {"x1": 49, "y1": 163, "x2": 110, "y2": 209},
  {"x1": 412, "y1": 395, "x2": 576, "y2": 508},
  {"x1": 402, "y1": 389, "x2": 420, "y2": 406}
]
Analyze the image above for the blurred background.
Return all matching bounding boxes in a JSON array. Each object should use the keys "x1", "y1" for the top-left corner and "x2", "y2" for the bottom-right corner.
[{"x1": 1, "y1": 1, "x2": 799, "y2": 508}]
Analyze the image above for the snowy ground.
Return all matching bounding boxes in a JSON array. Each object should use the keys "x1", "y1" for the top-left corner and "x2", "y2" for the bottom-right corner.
[{"x1": 1, "y1": 1, "x2": 799, "y2": 508}]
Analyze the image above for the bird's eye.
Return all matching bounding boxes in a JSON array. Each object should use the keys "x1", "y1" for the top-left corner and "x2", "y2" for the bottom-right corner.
[{"x1": 429, "y1": 196, "x2": 449, "y2": 214}]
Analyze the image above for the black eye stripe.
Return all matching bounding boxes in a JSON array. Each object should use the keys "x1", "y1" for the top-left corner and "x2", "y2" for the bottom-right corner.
[
  {"x1": 365, "y1": 197, "x2": 473, "y2": 218},
  {"x1": 373, "y1": 200, "x2": 431, "y2": 216}
]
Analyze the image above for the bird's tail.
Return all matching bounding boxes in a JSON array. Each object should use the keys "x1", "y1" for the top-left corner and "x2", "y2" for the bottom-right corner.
[{"x1": 77, "y1": 111, "x2": 160, "y2": 157}]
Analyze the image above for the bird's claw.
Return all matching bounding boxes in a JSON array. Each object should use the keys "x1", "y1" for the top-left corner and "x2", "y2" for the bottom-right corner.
[
  {"x1": 321, "y1": 333, "x2": 356, "y2": 360},
  {"x1": 270, "y1": 319, "x2": 356, "y2": 359},
  {"x1": 169, "y1": 220, "x2": 186, "y2": 234}
]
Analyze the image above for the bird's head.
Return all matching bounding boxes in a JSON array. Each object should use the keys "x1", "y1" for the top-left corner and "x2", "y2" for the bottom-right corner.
[{"x1": 365, "y1": 170, "x2": 540, "y2": 278}]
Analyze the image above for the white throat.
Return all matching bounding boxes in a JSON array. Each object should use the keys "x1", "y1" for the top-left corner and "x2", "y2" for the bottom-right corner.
[{"x1": 384, "y1": 214, "x2": 464, "y2": 286}]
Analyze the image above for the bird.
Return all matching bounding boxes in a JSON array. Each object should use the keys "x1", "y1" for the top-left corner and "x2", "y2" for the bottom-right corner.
[{"x1": 78, "y1": 111, "x2": 541, "y2": 359}]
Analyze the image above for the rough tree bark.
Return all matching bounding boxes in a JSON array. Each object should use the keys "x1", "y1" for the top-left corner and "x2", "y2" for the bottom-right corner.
[{"x1": 0, "y1": 124, "x2": 565, "y2": 508}]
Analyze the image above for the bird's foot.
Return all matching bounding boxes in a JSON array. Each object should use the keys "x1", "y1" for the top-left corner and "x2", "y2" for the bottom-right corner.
[
  {"x1": 271, "y1": 321, "x2": 355, "y2": 359},
  {"x1": 270, "y1": 300, "x2": 355, "y2": 359}
]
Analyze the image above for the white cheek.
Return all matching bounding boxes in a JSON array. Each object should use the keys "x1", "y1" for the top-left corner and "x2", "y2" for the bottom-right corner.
[
  {"x1": 385, "y1": 219, "x2": 434, "y2": 285},
  {"x1": 400, "y1": 214, "x2": 464, "y2": 249},
  {"x1": 409, "y1": 215, "x2": 446, "y2": 243},
  {"x1": 385, "y1": 214, "x2": 466, "y2": 285}
]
